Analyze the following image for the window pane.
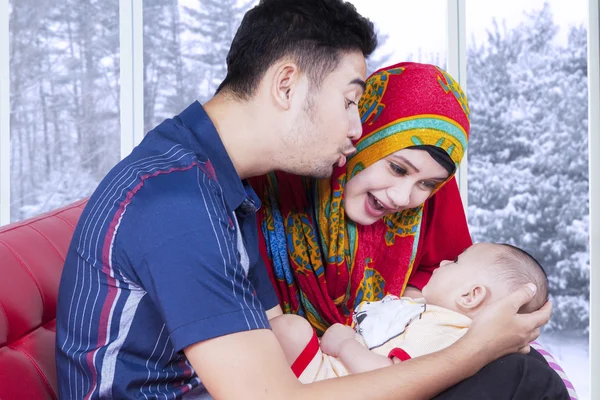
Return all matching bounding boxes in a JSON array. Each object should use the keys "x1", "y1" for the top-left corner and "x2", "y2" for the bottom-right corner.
[
  {"x1": 349, "y1": 0, "x2": 447, "y2": 74},
  {"x1": 143, "y1": 0, "x2": 259, "y2": 133},
  {"x1": 9, "y1": 0, "x2": 120, "y2": 222},
  {"x1": 466, "y1": 1, "x2": 589, "y2": 398}
]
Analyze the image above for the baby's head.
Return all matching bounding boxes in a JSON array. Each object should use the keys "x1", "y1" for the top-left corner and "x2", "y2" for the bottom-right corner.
[{"x1": 421, "y1": 242, "x2": 548, "y2": 317}]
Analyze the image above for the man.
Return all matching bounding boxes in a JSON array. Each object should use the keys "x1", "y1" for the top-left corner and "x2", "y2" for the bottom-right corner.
[{"x1": 56, "y1": 0, "x2": 551, "y2": 399}]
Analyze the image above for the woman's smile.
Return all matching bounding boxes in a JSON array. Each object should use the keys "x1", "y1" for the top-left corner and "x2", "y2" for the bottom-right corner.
[{"x1": 365, "y1": 192, "x2": 393, "y2": 218}]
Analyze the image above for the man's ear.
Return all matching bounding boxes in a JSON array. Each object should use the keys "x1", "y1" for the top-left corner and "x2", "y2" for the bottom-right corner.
[
  {"x1": 456, "y1": 284, "x2": 488, "y2": 311},
  {"x1": 270, "y1": 62, "x2": 301, "y2": 110}
]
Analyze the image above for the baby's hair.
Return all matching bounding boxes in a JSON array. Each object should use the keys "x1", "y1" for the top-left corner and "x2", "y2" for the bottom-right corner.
[{"x1": 488, "y1": 243, "x2": 549, "y2": 314}]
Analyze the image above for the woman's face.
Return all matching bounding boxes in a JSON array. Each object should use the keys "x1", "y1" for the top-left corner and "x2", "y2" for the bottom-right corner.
[{"x1": 344, "y1": 148, "x2": 450, "y2": 226}]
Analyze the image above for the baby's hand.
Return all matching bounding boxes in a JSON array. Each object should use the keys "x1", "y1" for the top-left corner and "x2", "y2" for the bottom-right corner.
[{"x1": 320, "y1": 323, "x2": 356, "y2": 357}]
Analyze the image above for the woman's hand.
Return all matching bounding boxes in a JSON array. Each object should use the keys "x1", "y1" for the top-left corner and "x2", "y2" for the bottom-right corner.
[{"x1": 320, "y1": 323, "x2": 356, "y2": 357}]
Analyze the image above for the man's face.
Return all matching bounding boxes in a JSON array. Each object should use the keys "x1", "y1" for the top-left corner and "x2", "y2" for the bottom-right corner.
[{"x1": 285, "y1": 51, "x2": 367, "y2": 178}]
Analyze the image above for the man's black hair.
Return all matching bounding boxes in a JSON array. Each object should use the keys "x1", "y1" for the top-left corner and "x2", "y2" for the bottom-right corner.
[{"x1": 216, "y1": 0, "x2": 377, "y2": 99}]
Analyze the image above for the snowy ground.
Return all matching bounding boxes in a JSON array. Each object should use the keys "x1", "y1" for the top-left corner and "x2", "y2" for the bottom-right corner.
[{"x1": 537, "y1": 331, "x2": 589, "y2": 400}]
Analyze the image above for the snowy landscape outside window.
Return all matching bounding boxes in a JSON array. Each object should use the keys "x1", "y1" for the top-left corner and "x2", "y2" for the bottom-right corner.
[
  {"x1": 8, "y1": 0, "x2": 120, "y2": 222},
  {"x1": 143, "y1": 0, "x2": 447, "y2": 130},
  {"x1": 466, "y1": 1, "x2": 589, "y2": 398}
]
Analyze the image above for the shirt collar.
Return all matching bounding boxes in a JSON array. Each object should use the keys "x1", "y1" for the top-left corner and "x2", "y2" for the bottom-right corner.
[{"x1": 176, "y1": 101, "x2": 260, "y2": 212}]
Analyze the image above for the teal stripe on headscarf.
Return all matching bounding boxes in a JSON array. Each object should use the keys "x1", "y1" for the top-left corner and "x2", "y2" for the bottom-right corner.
[{"x1": 354, "y1": 117, "x2": 468, "y2": 154}]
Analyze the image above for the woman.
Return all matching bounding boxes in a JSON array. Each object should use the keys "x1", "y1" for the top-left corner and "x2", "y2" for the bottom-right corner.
[
  {"x1": 252, "y1": 62, "x2": 471, "y2": 334},
  {"x1": 251, "y1": 62, "x2": 574, "y2": 399}
]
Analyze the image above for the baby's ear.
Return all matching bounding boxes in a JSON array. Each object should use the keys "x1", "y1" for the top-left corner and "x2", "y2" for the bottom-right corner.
[{"x1": 456, "y1": 284, "x2": 488, "y2": 311}]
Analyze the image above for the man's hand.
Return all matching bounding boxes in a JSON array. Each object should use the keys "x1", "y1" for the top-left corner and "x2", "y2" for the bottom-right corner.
[
  {"x1": 463, "y1": 283, "x2": 552, "y2": 363},
  {"x1": 319, "y1": 323, "x2": 356, "y2": 357}
]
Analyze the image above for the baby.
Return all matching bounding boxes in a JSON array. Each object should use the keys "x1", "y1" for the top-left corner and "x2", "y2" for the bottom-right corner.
[{"x1": 270, "y1": 242, "x2": 549, "y2": 383}]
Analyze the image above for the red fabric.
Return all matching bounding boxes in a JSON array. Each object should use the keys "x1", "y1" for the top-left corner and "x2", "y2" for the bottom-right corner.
[
  {"x1": 290, "y1": 329, "x2": 320, "y2": 378},
  {"x1": 254, "y1": 174, "x2": 472, "y2": 332},
  {"x1": 364, "y1": 64, "x2": 470, "y2": 136},
  {"x1": 0, "y1": 199, "x2": 86, "y2": 400},
  {"x1": 388, "y1": 347, "x2": 412, "y2": 362},
  {"x1": 353, "y1": 63, "x2": 470, "y2": 172},
  {"x1": 254, "y1": 170, "x2": 429, "y2": 329}
]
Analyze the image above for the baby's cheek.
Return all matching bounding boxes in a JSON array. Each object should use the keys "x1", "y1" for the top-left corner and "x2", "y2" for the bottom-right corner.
[{"x1": 421, "y1": 284, "x2": 431, "y2": 298}]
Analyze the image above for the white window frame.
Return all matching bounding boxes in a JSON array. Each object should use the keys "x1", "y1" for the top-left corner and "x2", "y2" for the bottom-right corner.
[
  {"x1": 0, "y1": 0, "x2": 9, "y2": 225},
  {"x1": 446, "y1": 0, "x2": 468, "y2": 210},
  {"x1": 0, "y1": 0, "x2": 147, "y2": 223},
  {"x1": 120, "y1": 0, "x2": 144, "y2": 159},
  {"x1": 588, "y1": 0, "x2": 599, "y2": 395}
]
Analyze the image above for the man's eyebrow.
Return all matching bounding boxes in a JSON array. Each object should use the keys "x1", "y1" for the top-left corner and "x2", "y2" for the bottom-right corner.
[{"x1": 349, "y1": 78, "x2": 366, "y2": 92}]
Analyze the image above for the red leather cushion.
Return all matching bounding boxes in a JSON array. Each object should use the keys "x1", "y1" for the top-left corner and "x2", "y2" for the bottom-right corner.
[{"x1": 0, "y1": 200, "x2": 86, "y2": 400}]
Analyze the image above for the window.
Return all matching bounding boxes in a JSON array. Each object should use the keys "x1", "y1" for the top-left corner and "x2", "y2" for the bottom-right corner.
[
  {"x1": 143, "y1": 0, "x2": 258, "y2": 133},
  {"x1": 8, "y1": 0, "x2": 120, "y2": 222},
  {"x1": 466, "y1": 1, "x2": 590, "y2": 397},
  {"x1": 349, "y1": 0, "x2": 447, "y2": 73}
]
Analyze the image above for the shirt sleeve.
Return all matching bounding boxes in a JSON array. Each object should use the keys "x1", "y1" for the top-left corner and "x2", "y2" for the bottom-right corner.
[
  {"x1": 115, "y1": 169, "x2": 270, "y2": 353},
  {"x1": 136, "y1": 228, "x2": 271, "y2": 352},
  {"x1": 408, "y1": 177, "x2": 473, "y2": 290},
  {"x1": 248, "y1": 248, "x2": 279, "y2": 310}
]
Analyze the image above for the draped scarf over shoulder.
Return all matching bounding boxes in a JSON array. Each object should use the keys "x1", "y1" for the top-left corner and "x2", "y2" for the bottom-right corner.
[{"x1": 253, "y1": 62, "x2": 471, "y2": 334}]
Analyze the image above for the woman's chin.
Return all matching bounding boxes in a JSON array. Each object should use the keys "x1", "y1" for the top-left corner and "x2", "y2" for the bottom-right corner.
[{"x1": 345, "y1": 209, "x2": 379, "y2": 226}]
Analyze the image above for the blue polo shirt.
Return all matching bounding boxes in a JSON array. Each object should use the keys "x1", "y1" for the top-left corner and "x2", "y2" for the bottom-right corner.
[{"x1": 56, "y1": 101, "x2": 278, "y2": 399}]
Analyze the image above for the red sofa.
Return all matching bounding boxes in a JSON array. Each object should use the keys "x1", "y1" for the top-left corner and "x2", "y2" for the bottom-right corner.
[{"x1": 0, "y1": 199, "x2": 86, "y2": 400}]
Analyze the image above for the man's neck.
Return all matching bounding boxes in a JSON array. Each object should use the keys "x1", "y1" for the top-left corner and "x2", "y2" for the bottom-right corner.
[{"x1": 203, "y1": 94, "x2": 279, "y2": 180}]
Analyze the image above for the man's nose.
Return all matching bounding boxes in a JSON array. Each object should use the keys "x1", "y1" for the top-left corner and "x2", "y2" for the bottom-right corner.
[{"x1": 348, "y1": 109, "x2": 362, "y2": 141}]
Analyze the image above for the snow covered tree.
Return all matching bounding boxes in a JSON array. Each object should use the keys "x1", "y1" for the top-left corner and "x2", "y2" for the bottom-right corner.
[
  {"x1": 183, "y1": 0, "x2": 256, "y2": 102},
  {"x1": 467, "y1": 3, "x2": 589, "y2": 333},
  {"x1": 9, "y1": 0, "x2": 120, "y2": 220}
]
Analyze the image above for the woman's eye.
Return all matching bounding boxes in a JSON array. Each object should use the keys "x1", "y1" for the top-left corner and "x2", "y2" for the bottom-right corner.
[
  {"x1": 389, "y1": 162, "x2": 407, "y2": 175},
  {"x1": 420, "y1": 181, "x2": 437, "y2": 190}
]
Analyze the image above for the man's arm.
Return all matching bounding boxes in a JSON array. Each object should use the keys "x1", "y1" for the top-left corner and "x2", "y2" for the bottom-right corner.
[{"x1": 185, "y1": 284, "x2": 551, "y2": 400}]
